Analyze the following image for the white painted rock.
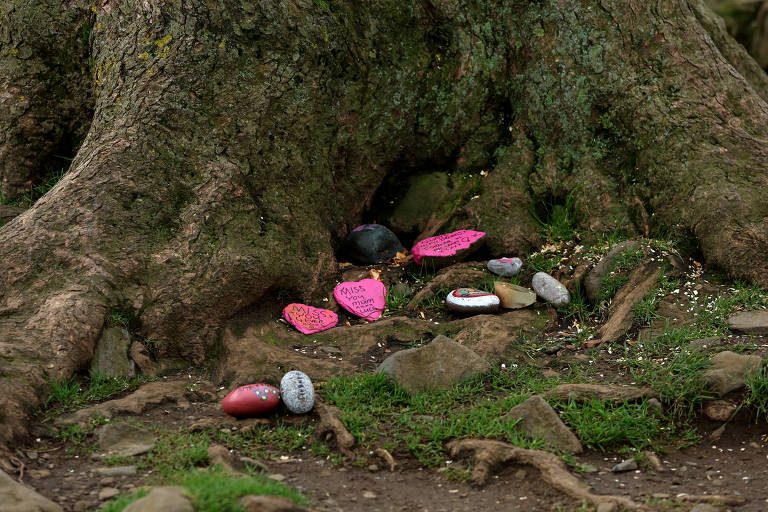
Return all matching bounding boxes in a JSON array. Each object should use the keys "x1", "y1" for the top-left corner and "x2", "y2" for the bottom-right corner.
[
  {"x1": 487, "y1": 257, "x2": 523, "y2": 277},
  {"x1": 531, "y1": 272, "x2": 570, "y2": 305},
  {"x1": 445, "y1": 288, "x2": 500, "y2": 314},
  {"x1": 280, "y1": 371, "x2": 315, "y2": 414}
]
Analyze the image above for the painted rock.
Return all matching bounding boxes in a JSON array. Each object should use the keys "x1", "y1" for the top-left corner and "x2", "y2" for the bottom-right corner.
[
  {"x1": 221, "y1": 384, "x2": 280, "y2": 417},
  {"x1": 343, "y1": 224, "x2": 403, "y2": 264},
  {"x1": 445, "y1": 288, "x2": 500, "y2": 314},
  {"x1": 494, "y1": 282, "x2": 536, "y2": 309},
  {"x1": 333, "y1": 278, "x2": 387, "y2": 321},
  {"x1": 280, "y1": 370, "x2": 315, "y2": 414},
  {"x1": 411, "y1": 230, "x2": 485, "y2": 267},
  {"x1": 282, "y1": 304, "x2": 338, "y2": 335},
  {"x1": 487, "y1": 257, "x2": 523, "y2": 277},
  {"x1": 531, "y1": 272, "x2": 570, "y2": 305}
]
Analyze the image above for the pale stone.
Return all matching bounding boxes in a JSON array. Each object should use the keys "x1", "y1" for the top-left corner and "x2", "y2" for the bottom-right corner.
[
  {"x1": 531, "y1": 272, "x2": 570, "y2": 305},
  {"x1": 493, "y1": 282, "x2": 536, "y2": 309}
]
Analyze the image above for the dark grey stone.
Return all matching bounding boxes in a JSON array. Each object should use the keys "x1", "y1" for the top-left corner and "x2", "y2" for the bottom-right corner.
[{"x1": 343, "y1": 224, "x2": 403, "y2": 264}]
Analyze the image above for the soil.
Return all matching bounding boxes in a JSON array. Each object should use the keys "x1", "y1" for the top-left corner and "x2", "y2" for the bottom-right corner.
[{"x1": 8, "y1": 247, "x2": 768, "y2": 512}]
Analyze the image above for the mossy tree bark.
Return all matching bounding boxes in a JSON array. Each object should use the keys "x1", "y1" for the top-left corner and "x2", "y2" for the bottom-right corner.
[{"x1": 1, "y1": 0, "x2": 767, "y2": 459}]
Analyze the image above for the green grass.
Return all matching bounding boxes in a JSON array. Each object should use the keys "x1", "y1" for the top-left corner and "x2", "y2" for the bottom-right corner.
[
  {"x1": 556, "y1": 399, "x2": 663, "y2": 451},
  {"x1": 526, "y1": 252, "x2": 560, "y2": 274},
  {"x1": 102, "y1": 467, "x2": 307, "y2": 512},
  {"x1": 322, "y1": 369, "x2": 559, "y2": 466},
  {"x1": 139, "y1": 431, "x2": 210, "y2": 478},
  {"x1": 42, "y1": 372, "x2": 152, "y2": 419},
  {"x1": 530, "y1": 191, "x2": 581, "y2": 241},
  {"x1": 384, "y1": 286, "x2": 412, "y2": 314},
  {"x1": 0, "y1": 167, "x2": 66, "y2": 207},
  {"x1": 182, "y1": 467, "x2": 307, "y2": 511},
  {"x1": 744, "y1": 363, "x2": 768, "y2": 422},
  {"x1": 627, "y1": 337, "x2": 713, "y2": 419}
]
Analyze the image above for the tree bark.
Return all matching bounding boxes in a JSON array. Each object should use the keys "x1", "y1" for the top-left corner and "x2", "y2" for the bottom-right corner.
[{"x1": 1, "y1": 0, "x2": 768, "y2": 458}]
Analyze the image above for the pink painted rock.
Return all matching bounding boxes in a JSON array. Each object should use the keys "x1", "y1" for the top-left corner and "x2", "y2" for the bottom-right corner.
[
  {"x1": 412, "y1": 230, "x2": 485, "y2": 266},
  {"x1": 333, "y1": 278, "x2": 387, "y2": 321},
  {"x1": 282, "y1": 303, "x2": 338, "y2": 334},
  {"x1": 221, "y1": 384, "x2": 281, "y2": 417}
]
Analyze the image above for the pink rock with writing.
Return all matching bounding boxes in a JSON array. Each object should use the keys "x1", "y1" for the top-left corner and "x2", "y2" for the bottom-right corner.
[
  {"x1": 412, "y1": 230, "x2": 486, "y2": 266},
  {"x1": 333, "y1": 278, "x2": 387, "y2": 322},
  {"x1": 283, "y1": 304, "x2": 338, "y2": 334}
]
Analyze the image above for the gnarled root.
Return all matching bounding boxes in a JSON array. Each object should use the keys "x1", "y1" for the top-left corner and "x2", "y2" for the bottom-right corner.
[
  {"x1": 312, "y1": 401, "x2": 355, "y2": 458},
  {"x1": 447, "y1": 439, "x2": 647, "y2": 511}
]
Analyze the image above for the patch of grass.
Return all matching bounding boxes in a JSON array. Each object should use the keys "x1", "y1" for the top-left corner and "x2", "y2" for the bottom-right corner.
[
  {"x1": 527, "y1": 252, "x2": 560, "y2": 274},
  {"x1": 628, "y1": 341, "x2": 713, "y2": 419},
  {"x1": 182, "y1": 467, "x2": 307, "y2": 511},
  {"x1": 416, "y1": 285, "x2": 452, "y2": 310},
  {"x1": 530, "y1": 191, "x2": 581, "y2": 241},
  {"x1": 744, "y1": 363, "x2": 768, "y2": 422},
  {"x1": 632, "y1": 271, "x2": 680, "y2": 326},
  {"x1": 102, "y1": 467, "x2": 307, "y2": 512},
  {"x1": 100, "y1": 489, "x2": 150, "y2": 512},
  {"x1": 557, "y1": 399, "x2": 663, "y2": 451},
  {"x1": 42, "y1": 372, "x2": 152, "y2": 419},
  {"x1": 322, "y1": 368, "x2": 557, "y2": 466},
  {"x1": 218, "y1": 421, "x2": 312, "y2": 458},
  {"x1": 0, "y1": 167, "x2": 66, "y2": 208},
  {"x1": 694, "y1": 281, "x2": 768, "y2": 333},
  {"x1": 140, "y1": 431, "x2": 209, "y2": 478},
  {"x1": 384, "y1": 286, "x2": 412, "y2": 314}
]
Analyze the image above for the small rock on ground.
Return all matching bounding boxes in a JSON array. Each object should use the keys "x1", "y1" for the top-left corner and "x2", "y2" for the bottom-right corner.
[
  {"x1": 611, "y1": 458, "x2": 638, "y2": 472},
  {"x1": 531, "y1": 272, "x2": 570, "y2": 305},
  {"x1": 94, "y1": 466, "x2": 137, "y2": 477},
  {"x1": 0, "y1": 468, "x2": 62, "y2": 511},
  {"x1": 97, "y1": 421, "x2": 157, "y2": 457},
  {"x1": 124, "y1": 486, "x2": 194, "y2": 512},
  {"x1": 238, "y1": 494, "x2": 311, "y2": 512},
  {"x1": 98, "y1": 487, "x2": 121, "y2": 501},
  {"x1": 91, "y1": 327, "x2": 135, "y2": 378},
  {"x1": 704, "y1": 400, "x2": 738, "y2": 422},
  {"x1": 504, "y1": 395, "x2": 583, "y2": 454},
  {"x1": 596, "y1": 502, "x2": 618, "y2": 512},
  {"x1": 727, "y1": 310, "x2": 768, "y2": 335},
  {"x1": 377, "y1": 335, "x2": 487, "y2": 394},
  {"x1": 703, "y1": 350, "x2": 763, "y2": 396},
  {"x1": 689, "y1": 505, "x2": 719, "y2": 512}
]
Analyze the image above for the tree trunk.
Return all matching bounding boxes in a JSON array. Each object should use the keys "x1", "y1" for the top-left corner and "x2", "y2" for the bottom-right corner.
[{"x1": 1, "y1": 0, "x2": 768, "y2": 458}]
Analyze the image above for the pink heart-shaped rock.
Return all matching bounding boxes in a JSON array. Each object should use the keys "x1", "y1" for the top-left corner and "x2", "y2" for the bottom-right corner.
[
  {"x1": 412, "y1": 230, "x2": 485, "y2": 265},
  {"x1": 333, "y1": 278, "x2": 387, "y2": 321},
  {"x1": 283, "y1": 304, "x2": 338, "y2": 334}
]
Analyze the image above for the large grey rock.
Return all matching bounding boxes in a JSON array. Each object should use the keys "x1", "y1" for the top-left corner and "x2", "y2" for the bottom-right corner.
[
  {"x1": 703, "y1": 350, "x2": 763, "y2": 396},
  {"x1": 91, "y1": 327, "x2": 135, "y2": 378},
  {"x1": 123, "y1": 486, "x2": 194, "y2": 512},
  {"x1": 531, "y1": 272, "x2": 570, "y2": 305},
  {"x1": 727, "y1": 310, "x2": 768, "y2": 335},
  {"x1": 584, "y1": 241, "x2": 642, "y2": 302},
  {"x1": 0, "y1": 468, "x2": 62, "y2": 512},
  {"x1": 97, "y1": 422, "x2": 157, "y2": 457},
  {"x1": 504, "y1": 395, "x2": 583, "y2": 454},
  {"x1": 376, "y1": 335, "x2": 487, "y2": 394}
]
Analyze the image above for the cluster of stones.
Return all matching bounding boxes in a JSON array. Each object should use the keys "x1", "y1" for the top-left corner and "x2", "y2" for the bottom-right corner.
[
  {"x1": 445, "y1": 257, "x2": 570, "y2": 314},
  {"x1": 221, "y1": 371, "x2": 314, "y2": 418}
]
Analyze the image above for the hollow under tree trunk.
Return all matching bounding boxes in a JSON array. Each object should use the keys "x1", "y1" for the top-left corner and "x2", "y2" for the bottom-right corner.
[{"x1": 1, "y1": 0, "x2": 768, "y2": 460}]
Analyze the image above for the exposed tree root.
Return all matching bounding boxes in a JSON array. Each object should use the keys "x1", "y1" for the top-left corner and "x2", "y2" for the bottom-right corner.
[
  {"x1": 446, "y1": 439, "x2": 647, "y2": 511},
  {"x1": 312, "y1": 401, "x2": 355, "y2": 458},
  {"x1": 595, "y1": 264, "x2": 660, "y2": 345},
  {"x1": 375, "y1": 448, "x2": 398, "y2": 471},
  {"x1": 678, "y1": 494, "x2": 747, "y2": 506}
]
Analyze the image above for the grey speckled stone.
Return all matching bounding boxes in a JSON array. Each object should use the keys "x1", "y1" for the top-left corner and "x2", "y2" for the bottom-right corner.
[
  {"x1": 0, "y1": 468, "x2": 62, "y2": 512},
  {"x1": 727, "y1": 310, "x2": 768, "y2": 335},
  {"x1": 531, "y1": 272, "x2": 570, "y2": 305},
  {"x1": 280, "y1": 371, "x2": 315, "y2": 414}
]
